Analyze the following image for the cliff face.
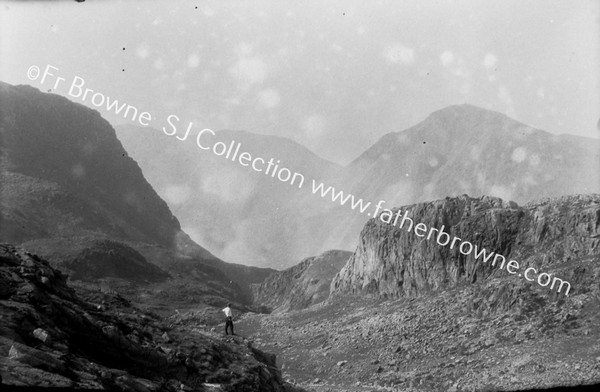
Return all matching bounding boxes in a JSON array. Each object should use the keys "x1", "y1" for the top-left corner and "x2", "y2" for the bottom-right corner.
[
  {"x1": 252, "y1": 250, "x2": 352, "y2": 312},
  {"x1": 331, "y1": 194, "x2": 600, "y2": 298}
]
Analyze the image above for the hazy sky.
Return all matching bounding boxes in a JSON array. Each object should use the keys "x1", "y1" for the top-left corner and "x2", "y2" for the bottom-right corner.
[{"x1": 2, "y1": 0, "x2": 599, "y2": 164}]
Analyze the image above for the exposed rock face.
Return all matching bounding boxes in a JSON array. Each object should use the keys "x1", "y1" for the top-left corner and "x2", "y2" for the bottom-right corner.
[
  {"x1": 0, "y1": 244, "x2": 294, "y2": 391},
  {"x1": 253, "y1": 250, "x2": 352, "y2": 313},
  {"x1": 331, "y1": 194, "x2": 600, "y2": 298}
]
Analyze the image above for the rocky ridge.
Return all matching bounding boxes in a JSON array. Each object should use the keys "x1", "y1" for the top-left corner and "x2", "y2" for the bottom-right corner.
[
  {"x1": 331, "y1": 194, "x2": 600, "y2": 299},
  {"x1": 0, "y1": 243, "x2": 300, "y2": 391}
]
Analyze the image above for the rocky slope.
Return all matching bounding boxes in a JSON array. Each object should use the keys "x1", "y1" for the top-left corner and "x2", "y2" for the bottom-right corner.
[
  {"x1": 0, "y1": 243, "x2": 300, "y2": 391},
  {"x1": 233, "y1": 193, "x2": 600, "y2": 391},
  {"x1": 239, "y1": 275, "x2": 600, "y2": 391},
  {"x1": 331, "y1": 194, "x2": 600, "y2": 299},
  {"x1": 252, "y1": 250, "x2": 352, "y2": 313}
]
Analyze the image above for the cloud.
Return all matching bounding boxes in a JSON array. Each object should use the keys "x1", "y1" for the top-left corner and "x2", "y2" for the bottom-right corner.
[
  {"x1": 440, "y1": 50, "x2": 455, "y2": 67},
  {"x1": 136, "y1": 44, "x2": 150, "y2": 59},
  {"x1": 383, "y1": 44, "x2": 415, "y2": 65},
  {"x1": 483, "y1": 53, "x2": 498, "y2": 69}
]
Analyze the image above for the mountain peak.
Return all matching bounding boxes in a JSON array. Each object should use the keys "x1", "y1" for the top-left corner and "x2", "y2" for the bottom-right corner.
[{"x1": 424, "y1": 104, "x2": 515, "y2": 130}]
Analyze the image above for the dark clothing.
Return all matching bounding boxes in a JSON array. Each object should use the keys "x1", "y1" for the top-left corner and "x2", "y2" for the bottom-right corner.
[{"x1": 225, "y1": 316, "x2": 234, "y2": 335}]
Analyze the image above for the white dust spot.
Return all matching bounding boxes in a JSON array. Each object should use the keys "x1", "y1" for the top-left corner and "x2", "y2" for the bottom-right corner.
[
  {"x1": 483, "y1": 53, "x2": 497, "y2": 69},
  {"x1": 423, "y1": 182, "x2": 435, "y2": 199},
  {"x1": 136, "y1": 44, "x2": 150, "y2": 59},
  {"x1": 72, "y1": 164, "x2": 85, "y2": 178},
  {"x1": 230, "y1": 57, "x2": 267, "y2": 85},
  {"x1": 258, "y1": 89, "x2": 281, "y2": 109},
  {"x1": 382, "y1": 180, "x2": 414, "y2": 206},
  {"x1": 187, "y1": 53, "x2": 200, "y2": 68},
  {"x1": 470, "y1": 145, "x2": 482, "y2": 160},
  {"x1": 428, "y1": 157, "x2": 439, "y2": 167},
  {"x1": 303, "y1": 115, "x2": 326, "y2": 140},
  {"x1": 236, "y1": 43, "x2": 254, "y2": 56},
  {"x1": 153, "y1": 58, "x2": 165, "y2": 70},
  {"x1": 396, "y1": 133, "x2": 409, "y2": 145},
  {"x1": 201, "y1": 168, "x2": 255, "y2": 204},
  {"x1": 537, "y1": 88, "x2": 545, "y2": 99},
  {"x1": 522, "y1": 175, "x2": 537, "y2": 185},
  {"x1": 511, "y1": 147, "x2": 527, "y2": 163},
  {"x1": 440, "y1": 50, "x2": 454, "y2": 67},
  {"x1": 383, "y1": 44, "x2": 415, "y2": 65},
  {"x1": 529, "y1": 154, "x2": 541, "y2": 166}
]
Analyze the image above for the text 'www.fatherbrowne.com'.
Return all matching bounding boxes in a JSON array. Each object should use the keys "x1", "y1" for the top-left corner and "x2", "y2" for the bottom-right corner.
[{"x1": 310, "y1": 183, "x2": 572, "y2": 296}]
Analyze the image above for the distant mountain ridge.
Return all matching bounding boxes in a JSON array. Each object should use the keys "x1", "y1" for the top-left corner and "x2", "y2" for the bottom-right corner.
[{"x1": 117, "y1": 103, "x2": 600, "y2": 269}]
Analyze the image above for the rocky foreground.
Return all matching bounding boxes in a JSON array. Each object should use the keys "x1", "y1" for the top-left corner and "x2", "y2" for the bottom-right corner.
[
  {"x1": 0, "y1": 244, "x2": 300, "y2": 391},
  {"x1": 240, "y1": 277, "x2": 600, "y2": 392},
  {"x1": 241, "y1": 194, "x2": 600, "y2": 391}
]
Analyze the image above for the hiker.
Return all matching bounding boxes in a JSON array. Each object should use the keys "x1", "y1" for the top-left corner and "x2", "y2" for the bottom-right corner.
[{"x1": 223, "y1": 303, "x2": 234, "y2": 335}]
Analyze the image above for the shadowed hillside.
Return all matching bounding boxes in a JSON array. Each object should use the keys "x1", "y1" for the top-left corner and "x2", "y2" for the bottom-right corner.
[
  {"x1": 0, "y1": 82, "x2": 273, "y2": 308},
  {"x1": 252, "y1": 250, "x2": 352, "y2": 313}
]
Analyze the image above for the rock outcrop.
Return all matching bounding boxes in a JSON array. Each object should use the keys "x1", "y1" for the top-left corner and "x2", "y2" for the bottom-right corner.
[
  {"x1": 331, "y1": 194, "x2": 600, "y2": 299},
  {"x1": 0, "y1": 243, "x2": 296, "y2": 391},
  {"x1": 252, "y1": 250, "x2": 352, "y2": 313}
]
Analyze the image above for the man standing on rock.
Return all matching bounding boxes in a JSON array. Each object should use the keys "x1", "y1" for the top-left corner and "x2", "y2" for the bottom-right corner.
[{"x1": 222, "y1": 303, "x2": 234, "y2": 335}]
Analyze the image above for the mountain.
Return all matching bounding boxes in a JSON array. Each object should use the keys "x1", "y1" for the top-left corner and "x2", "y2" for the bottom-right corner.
[
  {"x1": 0, "y1": 82, "x2": 272, "y2": 307},
  {"x1": 252, "y1": 249, "x2": 352, "y2": 313},
  {"x1": 0, "y1": 243, "x2": 295, "y2": 391},
  {"x1": 115, "y1": 124, "x2": 340, "y2": 269},
  {"x1": 322, "y1": 104, "x2": 600, "y2": 252},
  {"x1": 117, "y1": 105, "x2": 600, "y2": 270}
]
